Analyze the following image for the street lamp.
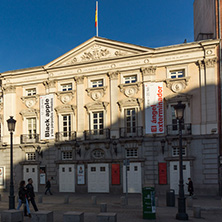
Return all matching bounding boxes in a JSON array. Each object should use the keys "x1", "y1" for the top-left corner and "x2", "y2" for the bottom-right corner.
[
  {"x1": 174, "y1": 101, "x2": 188, "y2": 220},
  {"x1": 7, "y1": 116, "x2": 16, "y2": 210}
]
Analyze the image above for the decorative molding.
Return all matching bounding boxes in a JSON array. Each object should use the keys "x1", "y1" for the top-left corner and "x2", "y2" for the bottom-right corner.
[
  {"x1": 117, "y1": 98, "x2": 143, "y2": 111},
  {"x1": 84, "y1": 101, "x2": 109, "y2": 113},
  {"x1": 19, "y1": 109, "x2": 39, "y2": 120},
  {"x1": 43, "y1": 80, "x2": 56, "y2": 89},
  {"x1": 118, "y1": 82, "x2": 141, "y2": 97},
  {"x1": 21, "y1": 95, "x2": 39, "y2": 108},
  {"x1": 164, "y1": 93, "x2": 192, "y2": 107},
  {"x1": 165, "y1": 77, "x2": 190, "y2": 93},
  {"x1": 196, "y1": 60, "x2": 205, "y2": 69},
  {"x1": 204, "y1": 58, "x2": 217, "y2": 68},
  {"x1": 56, "y1": 90, "x2": 75, "y2": 104},
  {"x1": 0, "y1": 103, "x2": 3, "y2": 112},
  {"x1": 91, "y1": 148, "x2": 105, "y2": 159},
  {"x1": 86, "y1": 86, "x2": 107, "y2": 101},
  {"x1": 107, "y1": 71, "x2": 120, "y2": 80},
  {"x1": 74, "y1": 76, "x2": 85, "y2": 84},
  {"x1": 141, "y1": 66, "x2": 157, "y2": 76},
  {"x1": 81, "y1": 47, "x2": 110, "y2": 61},
  {"x1": 55, "y1": 105, "x2": 76, "y2": 115},
  {"x1": 3, "y1": 85, "x2": 16, "y2": 93}
]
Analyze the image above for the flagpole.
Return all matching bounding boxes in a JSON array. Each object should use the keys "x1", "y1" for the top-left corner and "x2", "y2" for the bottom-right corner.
[{"x1": 95, "y1": 1, "x2": 98, "y2": 37}]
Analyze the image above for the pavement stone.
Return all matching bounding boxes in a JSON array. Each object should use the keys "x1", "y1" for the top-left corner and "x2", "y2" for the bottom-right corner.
[{"x1": 0, "y1": 192, "x2": 221, "y2": 222}]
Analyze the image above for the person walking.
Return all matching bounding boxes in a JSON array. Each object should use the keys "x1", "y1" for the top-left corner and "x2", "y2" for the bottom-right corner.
[
  {"x1": 25, "y1": 178, "x2": 38, "y2": 212},
  {"x1": 186, "y1": 178, "x2": 194, "y2": 196},
  {"x1": 16, "y1": 180, "x2": 31, "y2": 218},
  {"x1": 45, "y1": 179, "x2": 52, "y2": 195}
]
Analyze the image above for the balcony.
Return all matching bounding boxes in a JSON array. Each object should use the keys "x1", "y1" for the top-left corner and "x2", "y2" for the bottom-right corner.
[
  {"x1": 55, "y1": 131, "x2": 76, "y2": 142},
  {"x1": 119, "y1": 126, "x2": 143, "y2": 138},
  {"x1": 84, "y1": 129, "x2": 110, "y2": 140},
  {"x1": 166, "y1": 123, "x2": 192, "y2": 136},
  {"x1": 21, "y1": 134, "x2": 40, "y2": 144}
]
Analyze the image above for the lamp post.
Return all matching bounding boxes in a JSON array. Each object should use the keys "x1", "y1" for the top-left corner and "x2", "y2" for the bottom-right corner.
[
  {"x1": 7, "y1": 116, "x2": 16, "y2": 210},
  {"x1": 174, "y1": 101, "x2": 188, "y2": 220}
]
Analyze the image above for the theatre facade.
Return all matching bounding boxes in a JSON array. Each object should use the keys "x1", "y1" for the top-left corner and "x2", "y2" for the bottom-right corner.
[{"x1": 0, "y1": 37, "x2": 220, "y2": 195}]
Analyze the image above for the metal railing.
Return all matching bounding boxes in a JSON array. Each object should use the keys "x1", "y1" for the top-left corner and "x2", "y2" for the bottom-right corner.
[
  {"x1": 20, "y1": 134, "x2": 40, "y2": 144},
  {"x1": 119, "y1": 126, "x2": 143, "y2": 138},
  {"x1": 84, "y1": 129, "x2": 110, "y2": 140},
  {"x1": 55, "y1": 131, "x2": 76, "y2": 142},
  {"x1": 166, "y1": 123, "x2": 192, "y2": 135}
]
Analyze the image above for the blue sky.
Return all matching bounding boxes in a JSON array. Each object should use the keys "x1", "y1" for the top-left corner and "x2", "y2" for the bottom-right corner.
[{"x1": 0, "y1": 0, "x2": 194, "y2": 73}]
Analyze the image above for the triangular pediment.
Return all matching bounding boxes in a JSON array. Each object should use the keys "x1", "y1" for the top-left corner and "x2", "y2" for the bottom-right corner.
[{"x1": 45, "y1": 36, "x2": 153, "y2": 68}]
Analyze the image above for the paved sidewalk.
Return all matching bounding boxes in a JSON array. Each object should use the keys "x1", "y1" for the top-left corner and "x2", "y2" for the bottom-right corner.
[{"x1": 0, "y1": 192, "x2": 221, "y2": 221}]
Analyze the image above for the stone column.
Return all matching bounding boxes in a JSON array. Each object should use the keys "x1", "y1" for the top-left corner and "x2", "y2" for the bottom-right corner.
[
  {"x1": 107, "y1": 71, "x2": 119, "y2": 139},
  {"x1": 74, "y1": 76, "x2": 85, "y2": 139}
]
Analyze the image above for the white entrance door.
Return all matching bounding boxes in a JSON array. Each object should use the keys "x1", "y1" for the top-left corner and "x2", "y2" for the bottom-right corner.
[
  {"x1": 23, "y1": 165, "x2": 38, "y2": 192},
  {"x1": 123, "y1": 162, "x2": 142, "y2": 193},
  {"x1": 59, "y1": 164, "x2": 75, "y2": 192},
  {"x1": 88, "y1": 163, "x2": 109, "y2": 193},
  {"x1": 170, "y1": 161, "x2": 190, "y2": 194}
]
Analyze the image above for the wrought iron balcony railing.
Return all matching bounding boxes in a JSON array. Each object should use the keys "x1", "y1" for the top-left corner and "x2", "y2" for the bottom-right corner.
[
  {"x1": 21, "y1": 134, "x2": 40, "y2": 144},
  {"x1": 84, "y1": 129, "x2": 110, "y2": 140},
  {"x1": 166, "y1": 123, "x2": 192, "y2": 136},
  {"x1": 55, "y1": 131, "x2": 76, "y2": 142},
  {"x1": 119, "y1": 126, "x2": 143, "y2": 138}
]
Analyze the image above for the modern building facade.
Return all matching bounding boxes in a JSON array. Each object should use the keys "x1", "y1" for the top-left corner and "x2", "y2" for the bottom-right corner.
[{"x1": 0, "y1": 37, "x2": 220, "y2": 195}]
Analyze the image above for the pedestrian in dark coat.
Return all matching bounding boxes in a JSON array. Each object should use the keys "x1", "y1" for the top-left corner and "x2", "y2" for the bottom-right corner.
[
  {"x1": 16, "y1": 180, "x2": 31, "y2": 217},
  {"x1": 186, "y1": 178, "x2": 194, "y2": 196},
  {"x1": 25, "y1": 178, "x2": 38, "y2": 214},
  {"x1": 45, "y1": 179, "x2": 52, "y2": 195}
]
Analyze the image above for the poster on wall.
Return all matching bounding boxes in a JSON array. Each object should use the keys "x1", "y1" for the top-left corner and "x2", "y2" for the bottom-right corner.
[
  {"x1": 40, "y1": 94, "x2": 54, "y2": 140},
  {"x1": 39, "y1": 166, "x2": 46, "y2": 185},
  {"x1": 0, "y1": 167, "x2": 4, "y2": 186},
  {"x1": 77, "y1": 165, "x2": 85, "y2": 185},
  {"x1": 144, "y1": 82, "x2": 164, "y2": 134}
]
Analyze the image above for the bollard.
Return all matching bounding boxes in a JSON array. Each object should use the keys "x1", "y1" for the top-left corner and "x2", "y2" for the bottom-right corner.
[
  {"x1": 100, "y1": 203, "x2": 107, "y2": 212},
  {"x1": 186, "y1": 196, "x2": 193, "y2": 208},
  {"x1": 121, "y1": 196, "x2": 126, "y2": 206},
  {"x1": 38, "y1": 194, "x2": 43, "y2": 203},
  {"x1": 193, "y1": 206, "x2": 201, "y2": 218},
  {"x1": 92, "y1": 196, "x2": 97, "y2": 205},
  {"x1": 64, "y1": 195, "x2": 69, "y2": 204}
]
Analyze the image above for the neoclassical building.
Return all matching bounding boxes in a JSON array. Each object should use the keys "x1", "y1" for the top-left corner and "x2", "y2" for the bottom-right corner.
[{"x1": 0, "y1": 37, "x2": 220, "y2": 195}]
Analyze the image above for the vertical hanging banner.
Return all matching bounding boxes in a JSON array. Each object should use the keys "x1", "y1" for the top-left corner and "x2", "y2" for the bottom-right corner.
[
  {"x1": 40, "y1": 94, "x2": 54, "y2": 140},
  {"x1": 144, "y1": 82, "x2": 164, "y2": 134}
]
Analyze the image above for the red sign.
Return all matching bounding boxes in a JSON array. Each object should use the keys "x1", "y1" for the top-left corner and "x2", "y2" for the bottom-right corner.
[
  {"x1": 158, "y1": 162, "x2": 167, "y2": 184},
  {"x1": 112, "y1": 164, "x2": 120, "y2": 185}
]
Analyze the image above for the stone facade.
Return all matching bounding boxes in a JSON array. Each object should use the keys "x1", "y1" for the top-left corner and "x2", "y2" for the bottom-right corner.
[{"x1": 0, "y1": 37, "x2": 220, "y2": 195}]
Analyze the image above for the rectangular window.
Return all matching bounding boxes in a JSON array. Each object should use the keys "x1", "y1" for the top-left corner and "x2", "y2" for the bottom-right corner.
[
  {"x1": 26, "y1": 88, "x2": 36, "y2": 96},
  {"x1": 92, "y1": 111, "x2": 104, "y2": 135},
  {"x1": 62, "y1": 151, "x2": 73, "y2": 160},
  {"x1": 26, "y1": 153, "x2": 36, "y2": 161},
  {"x1": 61, "y1": 83, "x2": 72, "y2": 91},
  {"x1": 172, "y1": 147, "x2": 186, "y2": 156},
  {"x1": 124, "y1": 75, "x2": 137, "y2": 84},
  {"x1": 125, "y1": 108, "x2": 136, "y2": 134},
  {"x1": 126, "y1": 148, "x2": 138, "y2": 158},
  {"x1": 91, "y1": 79, "x2": 103, "y2": 88},
  {"x1": 62, "y1": 115, "x2": 71, "y2": 137},
  {"x1": 170, "y1": 70, "x2": 184, "y2": 79},
  {"x1": 27, "y1": 118, "x2": 36, "y2": 139},
  {"x1": 91, "y1": 167, "x2": 96, "y2": 172}
]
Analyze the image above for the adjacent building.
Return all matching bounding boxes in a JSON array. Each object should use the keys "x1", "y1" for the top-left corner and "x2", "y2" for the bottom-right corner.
[{"x1": 0, "y1": 37, "x2": 220, "y2": 195}]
